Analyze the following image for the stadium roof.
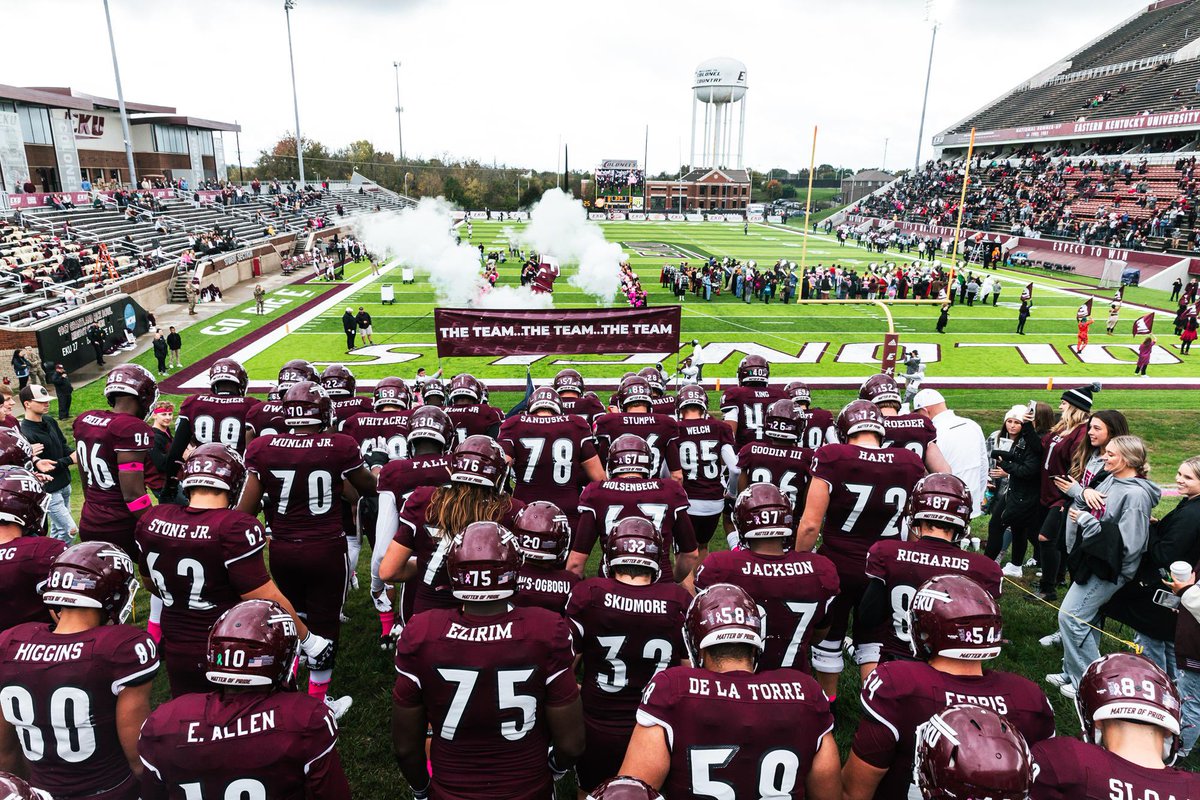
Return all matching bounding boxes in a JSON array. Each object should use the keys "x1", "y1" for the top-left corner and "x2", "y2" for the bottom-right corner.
[
  {"x1": 0, "y1": 84, "x2": 94, "y2": 111},
  {"x1": 26, "y1": 86, "x2": 175, "y2": 114},
  {"x1": 130, "y1": 115, "x2": 241, "y2": 132}
]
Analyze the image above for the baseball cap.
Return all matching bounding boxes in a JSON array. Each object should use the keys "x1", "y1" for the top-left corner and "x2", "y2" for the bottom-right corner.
[
  {"x1": 19, "y1": 384, "x2": 52, "y2": 403},
  {"x1": 911, "y1": 388, "x2": 945, "y2": 411}
]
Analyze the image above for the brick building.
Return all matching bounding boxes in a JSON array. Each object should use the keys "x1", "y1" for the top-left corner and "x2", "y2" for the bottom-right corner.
[{"x1": 645, "y1": 167, "x2": 752, "y2": 212}]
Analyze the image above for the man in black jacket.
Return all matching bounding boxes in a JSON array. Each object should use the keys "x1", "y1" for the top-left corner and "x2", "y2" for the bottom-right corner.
[
  {"x1": 48, "y1": 362, "x2": 73, "y2": 420},
  {"x1": 166, "y1": 326, "x2": 183, "y2": 369},
  {"x1": 86, "y1": 322, "x2": 105, "y2": 365},
  {"x1": 342, "y1": 307, "x2": 357, "y2": 352},
  {"x1": 152, "y1": 331, "x2": 169, "y2": 375},
  {"x1": 18, "y1": 384, "x2": 76, "y2": 544}
]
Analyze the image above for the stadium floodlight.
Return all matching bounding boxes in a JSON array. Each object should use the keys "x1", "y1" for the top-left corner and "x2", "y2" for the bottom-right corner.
[
  {"x1": 393, "y1": 61, "x2": 404, "y2": 162},
  {"x1": 914, "y1": 0, "x2": 948, "y2": 174},
  {"x1": 101, "y1": 0, "x2": 137, "y2": 188},
  {"x1": 283, "y1": 0, "x2": 307, "y2": 188}
]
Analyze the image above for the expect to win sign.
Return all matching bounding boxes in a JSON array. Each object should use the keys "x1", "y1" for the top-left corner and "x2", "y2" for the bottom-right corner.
[{"x1": 434, "y1": 306, "x2": 681, "y2": 357}]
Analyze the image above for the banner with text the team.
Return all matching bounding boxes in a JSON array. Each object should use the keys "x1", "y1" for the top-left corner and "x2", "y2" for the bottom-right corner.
[{"x1": 434, "y1": 306, "x2": 681, "y2": 357}]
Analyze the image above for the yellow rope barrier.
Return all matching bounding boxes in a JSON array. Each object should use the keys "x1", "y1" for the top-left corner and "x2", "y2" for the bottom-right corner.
[{"x1": 1001, "y1": 575, "x2": 1143, "y2": 654}]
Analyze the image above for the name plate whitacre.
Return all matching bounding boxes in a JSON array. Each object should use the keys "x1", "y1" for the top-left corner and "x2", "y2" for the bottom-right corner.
[{"x1": 434, "y1": 306, "x2": 682, "y2": 357}]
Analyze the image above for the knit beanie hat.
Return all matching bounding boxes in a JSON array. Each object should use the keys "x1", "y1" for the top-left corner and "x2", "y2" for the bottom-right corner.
[{"x1": 1062, "y1": 382, "x2": 1100, "y2": 412}]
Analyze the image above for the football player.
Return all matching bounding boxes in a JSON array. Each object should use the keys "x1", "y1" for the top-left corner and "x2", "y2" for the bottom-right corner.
[
  {"x1": 420, "y1": 378, "x2": 447, "y2": 407},
  {"x1": 915, "y1": 705, "x2": 1034, "y2": 800},
  {"x1": 620, "y1": 583, "x2": 841, "y2": 799},
  {"x1": 135, "y1": 444, "x2": 333, "y2": 698},
  {"x1": 719, "y1": 355, "x2": 788, "y2": 448},
  {"x1": 858, "y1": 473, "x2": 1002, "y2": 673},
  {"x1": 239, "y1": 381, "x2": 376, "y2": 712},
  {"x1": 512, "y1": 501, "x2": 578, "y2": 614},
  {"x1": 1031, "y1": 653, "x2": 1200, "y2": 799},
  {"x1": 842, "y1": 575, "x2": 1055, "y2": 800},
  {"x1": 138, "y1": 599, "x2": 351, "y2": 799},
  {"x1": 0, "y1": 542, "x2": 158, "y2": 800},
  {"x1": 555, "y1": 368, "x2": 606, "y2": 424},
  {"x1": 391, "y1": 521, "x2": 585, "y2": 800},
  {"x1": 786, "y1": 380, "x2": 837, "y2": 449},
  {"x1": 371, "y1": 406, "x2": 455, "y2": 646},
  {"x1": 674, "y1": 385, "x2": 738, "y2": 563},
  {"x1": 637, "y1": 366, "x2": 676, "y2": 416},
  {"x1": 246, "y1": 359, "x2": 317, "y2": 438},
  {"x1": 859, "y1": 373, "x2": 951, "y2": 472},
  {"x1": 379, "y1": 436, "x2": 525, "y2": 616},
  {"x1": 499, "y1": 387, "x2": 604, "y2": 530},
  {"x1": 445, "y1": 373, "x2": 505, "y2": 440},
  {"x1": 736, "y1": 398, "x2": 814, "y2": 518},
  {"x1": 593, "y1": 376, "x2": 682, "y2": 481},
  {"x1": 321, "y1": 364, "x2": 373, "y2": 426},
  {"x1": 695, "y1": 484, "x2": 839, "y2": 673},
  {"x1": 0, "y1": 466, "x2": 64, "y2": 634},
  {"x1": 566, "y1": 517, "x2": 690, "y2": 794},
  {"x1": 586, "y1": 776, "x2": 661, "y2": 799},
  {"x1": 797, "y1": 399, "x2": 925, "y2": 699},
  {"x1": 567, "y1": 434, "x2": 698, "y2": 583},
  {"x1": 341, "y1": 376, "x2": 413, "y2": 466},
  {"x1": 165, "y1": 357, "x2": 260, "y2": 468}
]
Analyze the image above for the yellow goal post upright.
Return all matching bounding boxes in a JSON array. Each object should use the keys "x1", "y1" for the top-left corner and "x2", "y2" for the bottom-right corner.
[{"x1": 780, "y1": 298, "x2": 944, "y2": 376}]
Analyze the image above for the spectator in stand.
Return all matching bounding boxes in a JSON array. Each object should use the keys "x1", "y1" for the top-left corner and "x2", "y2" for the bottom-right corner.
[
  {"x1": 19, "y1": 384, "x2": 76, "y2": 544},
  {"x1": 167, "y1": 326, "x2": 183, "y2": 369}
]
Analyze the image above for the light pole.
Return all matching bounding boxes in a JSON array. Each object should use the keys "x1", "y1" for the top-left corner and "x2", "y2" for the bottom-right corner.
[
  {"x1": 101, "y1": 0, "x2": 137, "y2": 187},
  {"x1": 283, "y1": 0, "x2": 306, "y2": 187},
  {"x1": 393, "y1": 61, "x2": 404, "y2": 163},
  {"x1": 235, "y1": 120, "x2": 244, "y2": 183},
  {"x1": 914, "y1": 0, "x2": 943, "y2": 174}
]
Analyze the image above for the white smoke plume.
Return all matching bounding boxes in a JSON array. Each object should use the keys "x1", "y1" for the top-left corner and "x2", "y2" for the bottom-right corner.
[
  {"x1": 354, "y1": 198, "x2": 551, "y2": 309},
  {"x1": 518, "y1": 188, "x2": 623, "y2": 305}
]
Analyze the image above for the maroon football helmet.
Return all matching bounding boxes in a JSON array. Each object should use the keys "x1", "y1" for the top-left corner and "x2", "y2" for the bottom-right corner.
[
  {"x1": 553, "y1": 368, "x2": 584, "y2": 395},
  {"x1": 422, "y1": 378, "x2": 447, "y2": 406},
  {"x1": 449, "y1": 435, "x2": 509, "y2": 490},
  {"x1": 206, "y1": 599, "x2": 299, "y2": 688},
  {"x1": 676, "y1": 384, "x2": 709, "y2": 414},
  {"x1": 208, "y1": 357, "x2": 249, "y2": 396},
  {"x1": 784, "y1": 380, "x2": 812, "y2": 406},
  {"x1": 737, "y1": 354, "x2": 769, "y2": 386},
  {"x1": 0, "y1": 466, "x2": 48, "y2": 534},
  {"x1": 407, "y1": 406, "x2": 456, "y2": 452},
  {"x1": 181, "y1": 443, "x2": 247, "y2": 500},
  {"x1": 447, "y1": 521, "x2": 522, "y2": 602},
  {"x1": 764, "y1": 398, "x2": 802, "y2": 441},
  {"x1": 277, "y1": 359, "x2": 317, "y2": 392},
  {"x1": 734, "y1": 483, "x2": 794, "y2": 540},
  {"x1": 0, "y1": 772, "x2": 48, "y2": 800},
  {"x1": 528, "y1": 387, "x2": 563, "y2": 415},
  {"x1": 909, "y1": 575, "x2": 1004, "y2": 661},
  {"x1": 0, "y1": 428, "x2": 34, "y2": 469},
  {"x1": 617, "y1": 376, "x2": 654, "y2": 410},
  {"x1": 512, "y1": 500, "x2": 571, "y2": 563},
  {"x1": 373, "y1": 377, "x2": 412, "y2": 411},
  {"x1": 1077, "y1": 653, "x2": 1182, "y2": 763},
  {"x1": 607, "y1": 433, "x2": 654, "y2": 477},
  {"x1": 320, "y1": 364, "x2": 356, "y2": 397},
  {"x1": 43, "y1": 541, "x2": 139, "y2": 624},
  {"x1": 282, "y1": 381, "x2": 334, "y2": 430},
  {"x1": 105, "y1": 363, "x2": 159, "y2": 418},
  {"x1": 637, "y1": 367, "x2": 666, "y2": 395},
  {"x1": 859, "y1": 373, "x2": 903, "y2": 407},
  {"x1": 916, "y1": 705, "x2": 1033, "y2": 800},
  {"x1": 684, "y1": 583, "x2": 764, "y2": 667},
  {"x1": 602, "y1": 516, "x2": 663, "y2": 579},
  {"x1": 908, "y1": 473, "x2": 972, "y2": 540},
  {"x1": 448, "y1": 373, "x2": 483, "y2": 404},
  {"x1": 586, "y1": 777, "x2": 663, "y2": 800},
  {"x1": 836, "y1": 399, "x2": 886, "y2": 441}
]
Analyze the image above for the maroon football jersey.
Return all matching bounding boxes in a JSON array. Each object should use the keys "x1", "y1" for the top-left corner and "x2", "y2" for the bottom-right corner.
[
  {"x1": 0, "y1": 536, "x2": 66, "y2": 633},
  {"x1": 331, "y1": 395, "x2": 374, "y2": 426},
  {"x1": 566, "y1": 577, "x2": 690, "y2": 729},
  {"x1": 515, "y1": 564, "x2": 579, "y2": 614},
  {"x1": 393, "y1": 606, "x2": 580, "y2": 800},
  {"x1": 134, "y1": 505, "x2": 270, "y2": 644},
  {"x1": 560, "y1": 394, "x2": 606, "y2": 425},
  {"x1": 177, "y1": 394, "x2": 261, "y2": 454},
  {"x1": 719, "y1": 385, "x2": 789, "y2": 447},
  {"x1": 853, "y1": 660, "x2": 1055, "y2": 799},
  {"x1": 74, "y1": 410, "x2": 154, "y2": 554},
  {"x1": 573, "y1": 478, "x2": 697, "y2": 576},
  {"x1": 695, "y1": 549, "x2": 840, "y2": 672},
  {"x1": 395, "y1": 486, "x2": 525, "y2": 613},
  {"x1": 498, "y1": 412, "x2": 598, "y2": 515},
  {"x1": 881, "y1": 412, "x2": 938, "y2": 461},
  {"x1": 592, "y1": 412, "x2": 682, "y2": 476},
  {"x1": 864, "y1": 537, "x2": 1003, "y2": 661},
  {"x1": 737, "y1": 442, "x2": 815, "y2": 511},
  {"x1": 638, "y1": 665, "x2": 833, "y2": 799},
  {"x1": 0, "y1": 622, "x2": 159, "y2": 799},
  {"x1": 445, "y1": 404, "x2": 505, "y2": 440},
  {"x1": 244, "y1": 400, "x2": 286, "y2": 438},
  {"x1": 1030, "y1": 736, "x2": 1200, "y2": 800},
  {"x1": 340, "y1": 409, "x2": 411, "y2": 462},
  {"x1": 650, "y1": 395, "x2": 676, "y2": 416},
  {"x1": 244, "y1": 432, "x2": 364, "y2": 542},
  {"x1": 676, "y1": 418, "x2": 738, "y2": 502},
  {"x1": 138, "y1": 689, "x2": 349, "y2": 800},
  {"x1": 798, "y1": 406, "x2": 837, "y2": 449},
  {"x1": 378, "y1": 454, "x2": 451, "y2": 507},
  {"x1": 810, "y1": 443, "x2": 925, "y2": 578}
]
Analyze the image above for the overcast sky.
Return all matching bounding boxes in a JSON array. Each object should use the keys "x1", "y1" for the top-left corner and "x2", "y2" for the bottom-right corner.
[{"x1": 5, "y1": 0, "x2": 1149, "y2": 175}]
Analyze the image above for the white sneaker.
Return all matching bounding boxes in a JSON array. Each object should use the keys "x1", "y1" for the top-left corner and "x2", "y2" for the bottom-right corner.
[
  {"x1": 1002, "y1": 563, "x2": 1023, "y2": 578},
  {"x1": 324, "y1": 695, "x2": 353, "y2": 720},
  {"x1": 1024, "y1": 557, "x2": 1039, "y2": 568},
  {"x1": 1059, "y1": 683, "x2": 1077, "y2": 700},
  {"x1": 1040, "y1": 632, "x2": 1062, "y2": 647},
  {"x1": 1045, "y1": 672, "x2": 1070, "y2": 687},
  {"x1": 339, "y1": 612, "x2": 351, "y2": 624}
]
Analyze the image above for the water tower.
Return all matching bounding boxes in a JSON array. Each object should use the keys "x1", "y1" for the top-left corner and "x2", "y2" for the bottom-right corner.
[{"x1": 690, "y1": 57, "x2": 748, "y2": 171}]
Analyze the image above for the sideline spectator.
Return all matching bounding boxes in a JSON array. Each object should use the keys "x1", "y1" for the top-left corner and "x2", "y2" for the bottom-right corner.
[
  {"x1": 342, "y1": 307, "x2": 357, "y2": 352},
  {"x1": 185, "y1": 279, "x2": 198, "y2": 315},
  {"x1": 152, "y1": 331, "x2": 169, "y2": 375},
  {"x1": 147, "y1": 401, "x2": 182, "y2": 505},
  {"x1": 356, "y1": 306, "x2": 375, "y2": 346},
  {"x1": 19, "y1": 384, "x2": 76, "y2": 544},
  {"x1": 49, "y1": 362, "x2": 72, "y2": 419},
  {"x1": 912, "y1": 388, "x2": 989, "y2": 517},
  {"x1": 87, "y1": 321, "x2": 105, "y2": 365},
  {"x1": 167, "y1": 326, "x2": 183, "y2": 369},
  {"x1": 10, "y1": 349, "x2": 30, "y2": 389},
  {"x1": 0, "y1": 385, "x2": 17, "y2": 428},
  {"x1": 254, "y1": 284, "x2": 266, "y2": 314}
]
